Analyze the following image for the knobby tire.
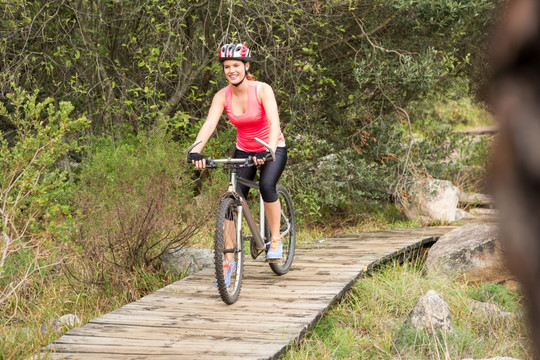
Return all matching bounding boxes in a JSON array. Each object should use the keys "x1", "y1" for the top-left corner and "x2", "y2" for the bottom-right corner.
[
  {"x1": 214, "y1": 196, "x2": 244, "y2": 304},
  {"x1": 268, "y1": 185, "x2": 296, "y2": 275}
]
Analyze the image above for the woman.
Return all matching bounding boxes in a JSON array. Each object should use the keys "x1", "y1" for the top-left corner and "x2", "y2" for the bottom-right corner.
[{"x1": 188, "y1": 43, "x2": 287, "y2": 284}]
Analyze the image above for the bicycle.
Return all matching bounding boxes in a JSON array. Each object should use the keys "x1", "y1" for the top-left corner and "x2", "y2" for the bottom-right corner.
[{"x1": 186, "y1": 138, "x2": 296, "y2": 304}]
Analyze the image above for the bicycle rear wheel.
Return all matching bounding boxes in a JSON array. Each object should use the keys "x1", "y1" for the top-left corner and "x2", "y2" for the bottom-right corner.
[
  {"x1": 268, "y1": 185, "x2": 296, "y2": 275},
  {"x1": 214, "y1": 196, "x2": 244, "y2": 304}
]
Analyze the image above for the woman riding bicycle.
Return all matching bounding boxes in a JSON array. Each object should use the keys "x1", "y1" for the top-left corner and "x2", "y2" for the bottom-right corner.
[{"x1": 188, "y1": 43, "x2": 287, "y2": 280}]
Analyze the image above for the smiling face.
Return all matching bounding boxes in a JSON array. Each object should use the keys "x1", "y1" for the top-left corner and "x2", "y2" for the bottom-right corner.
[{"x1": 223, "y1": 60, "x2": 249, "y2": 85}]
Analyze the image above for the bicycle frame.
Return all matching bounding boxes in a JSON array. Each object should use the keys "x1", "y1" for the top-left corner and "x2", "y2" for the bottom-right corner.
[{"x1": 228, "y1": 167, "x2": 267, "y2": 251}]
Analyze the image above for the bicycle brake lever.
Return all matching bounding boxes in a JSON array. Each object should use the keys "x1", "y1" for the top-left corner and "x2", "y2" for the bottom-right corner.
[{"x1": 205, "y1": 158, "x2": 217, "y2": 168}]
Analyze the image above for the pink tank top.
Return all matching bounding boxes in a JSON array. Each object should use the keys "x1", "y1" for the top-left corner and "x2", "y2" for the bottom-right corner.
[{"x1": 224, "y1": 82, "x2": 285, "y2": 152}]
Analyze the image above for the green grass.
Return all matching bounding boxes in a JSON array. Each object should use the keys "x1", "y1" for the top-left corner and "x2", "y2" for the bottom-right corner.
[{"x1": 282, "y1": 260, "x2": 531, "y2": 360}]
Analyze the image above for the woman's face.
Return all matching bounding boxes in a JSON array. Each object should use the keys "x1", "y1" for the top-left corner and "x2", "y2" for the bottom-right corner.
[{"x1": 223, "y1": 60, "x2": 249, "y2": 85}]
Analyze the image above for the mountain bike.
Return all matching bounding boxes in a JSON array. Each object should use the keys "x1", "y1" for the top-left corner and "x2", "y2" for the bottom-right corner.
[{"x1": 186, "y1": 138, "x2": 296, "y2": 304}]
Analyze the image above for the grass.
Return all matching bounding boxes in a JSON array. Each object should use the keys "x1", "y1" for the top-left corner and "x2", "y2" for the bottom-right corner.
[
  {"x1": 282, "y1": 260, "x2": 531, "y2": 360},
  {"x1": 0, "y1": 264, "x2": 183, "y2": 359}
]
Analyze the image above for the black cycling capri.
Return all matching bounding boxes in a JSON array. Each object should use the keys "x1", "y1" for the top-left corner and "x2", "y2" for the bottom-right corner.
[{"x1": 235, "y1": 147, "x2": 287, "y2": 203}]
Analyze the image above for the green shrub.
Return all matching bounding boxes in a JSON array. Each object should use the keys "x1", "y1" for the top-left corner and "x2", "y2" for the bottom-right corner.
[
  {"x1": 70, "y1": 129, "x2": 222, "y2": 296},
  {"x1": 0, "y1": 86, "x2": 88, "y2": 314}
]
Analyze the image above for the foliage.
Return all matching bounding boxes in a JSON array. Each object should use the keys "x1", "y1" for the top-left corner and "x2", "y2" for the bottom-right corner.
[
  {"x1": 0, "y1": 86, "x2": 88, "y2": 313},
  {"x1": 408, "y1": 78, "x2": 493, "y2": 135},
  {"x1": 69, "y1": 129, "x2": 222, "y2": 296},
  {"x1": 0, "y1": 1, "x2": 502, "y2": 221}
]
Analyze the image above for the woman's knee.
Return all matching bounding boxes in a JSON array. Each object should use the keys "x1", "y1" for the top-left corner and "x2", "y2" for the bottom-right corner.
[{"x1": 260, "y1": 183, "x2": 278, "y2": 202}]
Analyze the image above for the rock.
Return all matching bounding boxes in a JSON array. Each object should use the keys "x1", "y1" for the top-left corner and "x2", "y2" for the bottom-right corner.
[
  {"x1": 425, "y1": 223, "x2": 512, "y2": 284},
  {"x1": 40, "y1": 314, "x2": 81, "y2": 336},
  {"x1": 58, "y1": 314, "x2": 81, "y2": 327},
  {"x1": 406, "y1": 290, "x2": 453, "y2": 333},
  {"x1": 455, "y1": 208, "x2": 474, "y2": 221},
  {"x1": 469, "y1": 299, "x2": 514, "y2": 319},
  {"x1": 401, "y1": 177, "x2": 460, "y2": 224},
  {"x1": 161, "y1": 247, "x2": 214, "y2": 276}
]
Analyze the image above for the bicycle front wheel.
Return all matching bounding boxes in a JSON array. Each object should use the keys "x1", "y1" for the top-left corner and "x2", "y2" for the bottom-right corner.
[
  {"x1": 268, "y1": 185, "x2": 296, "y2": 275},
  {"x1": 214, "y1": 196, "x2": 244, "y2": 304}
]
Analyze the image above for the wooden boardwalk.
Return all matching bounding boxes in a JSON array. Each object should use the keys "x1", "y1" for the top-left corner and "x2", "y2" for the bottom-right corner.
[{"x1": 43, "y1": 226, "x2": 455, "y2": 359}]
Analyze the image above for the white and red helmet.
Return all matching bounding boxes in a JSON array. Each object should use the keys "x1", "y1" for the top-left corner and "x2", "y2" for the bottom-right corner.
[{"x1": 219, "y1": 43, "x2": 251, "y2": 62}]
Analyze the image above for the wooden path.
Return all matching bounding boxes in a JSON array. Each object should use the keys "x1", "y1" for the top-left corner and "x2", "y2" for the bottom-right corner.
[{"x1": 43, "y1": 226, "x2": 455, "y2": 359}]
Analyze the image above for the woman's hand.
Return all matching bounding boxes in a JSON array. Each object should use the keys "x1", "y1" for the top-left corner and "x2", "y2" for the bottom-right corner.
[
  {"x1": 253, "y1": 151, "x2": 269, "y2": 165},
  {"x1": 189, "y1": 152, "x2": 207, "y2": 169}
]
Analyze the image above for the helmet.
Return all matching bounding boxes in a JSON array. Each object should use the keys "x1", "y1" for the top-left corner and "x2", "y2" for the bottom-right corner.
[{"x1": 219, "y1": 43, "x2": 251, "y2": 62}]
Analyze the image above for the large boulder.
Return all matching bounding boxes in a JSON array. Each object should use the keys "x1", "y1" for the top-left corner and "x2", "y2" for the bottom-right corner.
[
  {"x1": 425, "y1": 223, "x2": 512, "y2": 283},
  {"x1": 402, "y1": 177, "x2": 460, "y2": 224}
]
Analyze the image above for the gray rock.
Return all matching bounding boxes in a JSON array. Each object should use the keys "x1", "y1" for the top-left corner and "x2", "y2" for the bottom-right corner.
[
  {"x1": 425, "y1": 223, "x2": 512, "y2": 284},
  {"x1": 469, "y1": 299, "x2": 514, "y2": 319},
  {"x1": 40, "y1": 314, "x2": 81, "y2": 336},
  {"x1": 59, "y1": 314, "x2": 81, "y2": 327},
  {"x1": 402, "y1": 177, "x2": 460, "y2": 224},
  {"x1": 161, "y1": 247, "x2": 214, "y2": 276},
  {"x1": 406, "y1": 290, "x2": 453, "y2": 333},
  {"x1": 455, "y1": 208, "x2": 474, "y2": 221}
]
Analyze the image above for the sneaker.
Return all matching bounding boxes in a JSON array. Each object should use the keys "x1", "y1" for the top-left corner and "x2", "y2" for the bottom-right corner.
[
  {"x1": 215, "y1": 260, "x2": 236, "y2": 287},
  {"x1": 266, "y1": 237, "x2": 283, "y2": 261}
]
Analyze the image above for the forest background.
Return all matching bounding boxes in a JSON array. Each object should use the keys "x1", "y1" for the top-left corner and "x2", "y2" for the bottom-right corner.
[{"x1": 1, "y1": 0, "x2": 502, "y2": 357}]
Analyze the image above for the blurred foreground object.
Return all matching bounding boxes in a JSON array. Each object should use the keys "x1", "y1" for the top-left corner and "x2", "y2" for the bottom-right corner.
[{"x1": 490, "y1": 0, "x2": 540, "y2": 357}]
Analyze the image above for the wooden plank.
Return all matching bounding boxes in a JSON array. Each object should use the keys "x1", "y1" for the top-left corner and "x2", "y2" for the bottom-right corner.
[{"x1": 61, "y1": 322, "x2": 298, "y2": 341}]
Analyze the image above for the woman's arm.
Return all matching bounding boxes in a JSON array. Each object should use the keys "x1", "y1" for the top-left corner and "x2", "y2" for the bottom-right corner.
[
  {"x1": 191, "y1": 89, "x2": 226, "y2": 154},
  {"x1": 259, "y1": 82, "x2": 281, "y2": 152}
]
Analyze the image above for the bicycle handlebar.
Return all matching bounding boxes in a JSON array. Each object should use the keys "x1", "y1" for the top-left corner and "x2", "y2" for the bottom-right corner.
[{"x1": 185, "y1": 137, "x2": 276, "y2": 166}]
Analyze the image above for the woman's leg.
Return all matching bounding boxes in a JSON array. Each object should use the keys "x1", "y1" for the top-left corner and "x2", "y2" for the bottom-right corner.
[{"x1": 259, "y1": 147, "x2": 287, "y2": 256}]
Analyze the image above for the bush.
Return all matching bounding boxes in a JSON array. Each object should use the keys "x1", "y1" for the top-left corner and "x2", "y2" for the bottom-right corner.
[
  {"x1": 70, "y1": 130, "x2": 222, "y2": 296},
  {"x1": 0, "y1": 86, "x2": 88, "y2": 313}
]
